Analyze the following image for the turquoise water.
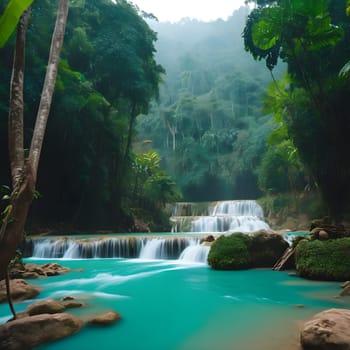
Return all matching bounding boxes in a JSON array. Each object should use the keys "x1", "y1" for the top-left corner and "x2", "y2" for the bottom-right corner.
[{"x1": 1, "y1": 258, "x2": 348, "y2": 350}]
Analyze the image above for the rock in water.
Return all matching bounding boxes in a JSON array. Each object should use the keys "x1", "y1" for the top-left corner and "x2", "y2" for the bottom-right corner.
[
  {"x1": 0, "y1": 313, "x2": 83, "y2": 350},
  {"x1": 0, "y1": 279, "x2": 40, "y2": 303},
  {"x1": 88, "y1": 311, "x2": 121, "y2": 325},
  {"x1": 26, "y1": 299, "x2": 65, "y2": 315},
  {"x1": 300, "y1": 308, "x2": 350, "y2": 349}
]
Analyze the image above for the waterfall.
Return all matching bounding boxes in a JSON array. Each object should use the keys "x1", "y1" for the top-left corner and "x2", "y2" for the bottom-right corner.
[
  {"x1": 178, "y1": 244, "x2": 210, "y2": 263},
  {"x1": 171, "y1": 200, "x2": 270, "y2": 234},
  {"x1": 26, "y1": 236, "x2": 205, "y2": 262},
  {"x1": 31, "y1": 237, "x2": 143, "y2": 259},
  {"x1": 139, "y1": 238, "x2": 198, "y2": 260}
]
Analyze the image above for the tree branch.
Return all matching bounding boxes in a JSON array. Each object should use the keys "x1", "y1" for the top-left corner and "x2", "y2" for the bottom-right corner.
[{"x1": 29, "y1": 0, "x2": 69, "y2": 182}]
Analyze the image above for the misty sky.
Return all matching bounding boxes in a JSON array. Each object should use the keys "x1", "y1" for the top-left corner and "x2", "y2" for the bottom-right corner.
[{"x1": 131, "y1": 0, "x2": 247, "y2": 22}]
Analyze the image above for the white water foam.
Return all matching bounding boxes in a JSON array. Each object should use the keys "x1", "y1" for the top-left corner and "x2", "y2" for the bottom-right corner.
[{"x1": 178, "y1": 245, "x2": 210, "y2": 264}]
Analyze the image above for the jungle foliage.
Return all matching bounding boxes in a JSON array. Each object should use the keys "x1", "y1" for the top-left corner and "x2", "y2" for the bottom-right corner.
[
  {"x1": 208, "y1": 231, "x2": 288, "y2": 270},
  {"x1": 295, "y1": 238, "x2": 350, "y2": 281},
  {"x1": 244, "y1": 0, "x2": 350, "y2": 220},
  {"x1": 0, "y1": 0, "x2": 175, "y2": 231},
  {"x1": 136, "y1": 7, "x2": 285, "y2": 201}
]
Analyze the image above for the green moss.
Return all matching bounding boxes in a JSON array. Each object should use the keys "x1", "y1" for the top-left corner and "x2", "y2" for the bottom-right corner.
[
  {"x1": 295, "y1": 238, "x2": 350, "y2": 281},
  {"x1": 208, "y1": 233, "x2": 251, "y2": 270},
  {"x1": 208, "y1": 231, "x2": 289, "y2": 270}
]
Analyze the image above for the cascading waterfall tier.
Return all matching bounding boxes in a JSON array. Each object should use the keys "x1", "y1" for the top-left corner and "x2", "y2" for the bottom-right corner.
[
  {"x1": 171, "y1": 200, "x2": 270, "y2": 234},
  {"x1": 24, "y1": 236, "x2": 208, "y2": 263}
]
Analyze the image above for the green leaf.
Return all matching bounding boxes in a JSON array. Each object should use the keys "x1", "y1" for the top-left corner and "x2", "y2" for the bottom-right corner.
[
  {"x1": 290, "y1": 0, "x2": 328, "y2": 17},
  {"x1": 347, "y1": 0, "x2": 350, "y2": 17},
  {"x1": 304, "y1": 16, "x2": 343, "y2": 51},
  {"x1": 0, "y1": 0, "x2": 34, "y2": 48},
  {"x1": 252, "y1": 19, "x2": 279, "y2": 50},
  {"x1": 251, "y1": 7, "x2": 282, "y2": 51},
  {"x1": 339, "y1": 60, "x2": 350, "y2": 79}
]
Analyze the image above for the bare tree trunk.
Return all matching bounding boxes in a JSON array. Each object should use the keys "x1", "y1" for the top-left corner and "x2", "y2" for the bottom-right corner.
[
  {"x1": 8, "y1": 8, "x2": 30, "y2": 186},
  {"x1": 0, "y1": 8, "x2": 31, "y2": 283},
  {"x1": 124, "y1": 103, "x2": 138, "y2": 163},
  {"x1": 0, "y1": 0, "x2": 69, "y2": 281},
  {"x1": 29, "y1": 0, "x2": 69, "y2": 182}
]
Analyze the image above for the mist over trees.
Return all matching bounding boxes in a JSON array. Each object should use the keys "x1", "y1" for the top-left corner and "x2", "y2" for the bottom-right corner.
[
  {"x1": 2, "y1": 0, "x2": 349, "y2": 233},
  {"x1": 136, "y1": 6, "x2": 285, "y2": 201}
]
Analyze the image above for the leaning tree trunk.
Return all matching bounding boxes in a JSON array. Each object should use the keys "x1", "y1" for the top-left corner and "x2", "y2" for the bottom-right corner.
[
  {"x1": 0, "y1": 8, "x2": 32, "y2": 281},
  {"x1": 0, "y1": 0, "x2": 69, "y2": 281}
]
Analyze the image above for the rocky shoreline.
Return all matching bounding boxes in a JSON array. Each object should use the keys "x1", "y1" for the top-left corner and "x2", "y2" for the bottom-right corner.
[
  {"x1": 1, "y1": 232, "x2": 350, "y2": 349},
  {"x1": 0, "y1": 263, "x2": 121, "y2": 350}
]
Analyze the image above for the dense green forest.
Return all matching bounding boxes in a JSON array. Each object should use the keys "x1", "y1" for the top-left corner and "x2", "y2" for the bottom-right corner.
[
  {"x1": 0, "y1": 0, "x2": 178, "y2": 231},
  {"x1": 137, "y1": 7, "x2": 285, "y2": 201},
  {"x1": 243, "y1": 0, "x2": 350, "y2": 221},
  {"x1": 2, "y1": 0, "x2": 350, "y2": 233}
]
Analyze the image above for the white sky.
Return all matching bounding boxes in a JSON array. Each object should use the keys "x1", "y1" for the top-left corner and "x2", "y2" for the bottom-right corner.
[{"x1": 130, "y1": 0, "x2": 247, "y2": 22}]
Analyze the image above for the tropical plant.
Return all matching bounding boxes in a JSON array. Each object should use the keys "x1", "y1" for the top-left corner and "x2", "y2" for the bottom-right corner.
[
  {"x1": 244, "y1": 0, "x2": 350, "y2": 220},
  {"x1": 0, "y1": 0, "x2": 33, "y2": 47}
]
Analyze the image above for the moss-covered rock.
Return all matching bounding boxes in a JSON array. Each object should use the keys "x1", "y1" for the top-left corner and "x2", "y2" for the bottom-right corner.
[
  {"x1": 207, "y1": 231, "x2": 288, "y2": 270},
  {"x1": 208, "y1": 233, "x2": 250, "y2": 270},
  {"x1": 295, "y1": 238, "x2": 350, "y2": 281},
  {"x1": 249, "y1": 232, "x2": 289, "y2": 267}
]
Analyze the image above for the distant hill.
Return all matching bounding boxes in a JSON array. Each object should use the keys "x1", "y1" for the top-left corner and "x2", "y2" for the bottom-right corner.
[{"x1": 136, "y1": 6, "x2": 285, "y2": 201}]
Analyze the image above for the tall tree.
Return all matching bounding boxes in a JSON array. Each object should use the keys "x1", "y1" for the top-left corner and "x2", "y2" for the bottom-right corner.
[
  {"x1": 0, "y1": 0, "x2": 69, "y2": 280},
  {"x1": 244, "y1": 0, "x2": 350, "y2": 220}
]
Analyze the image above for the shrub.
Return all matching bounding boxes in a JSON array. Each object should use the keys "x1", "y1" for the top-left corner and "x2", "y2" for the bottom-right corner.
[
  {"x1": 208, "y1": 231, "x2": 288, "y2": 270},
  {"x1": 208, "y1": 233, "x2": 251, "y2": 270},
  {"x1": 295, "y1": 238, "x2": 350, "y2": 281}
]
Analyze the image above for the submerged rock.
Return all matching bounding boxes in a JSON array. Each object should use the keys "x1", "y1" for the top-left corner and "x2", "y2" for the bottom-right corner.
[
  {"x1": 26, "y1": 299, "x2": 65, "y2": 316},
  {"x1": 88, "y1": 311, "x2": 121, "y2": 326},
  {"x1": 0, "y1": 313, "x2": 83, "y2": 350},
  {"x1": 300, "y1": 308, "x2": 350, "y2": 349},
  {"x1": 0, "y1": 279, "x2": 40, "y2": 303},
  {"x1": 62, "y1": 300, "x2": 86, "y2": 309}
]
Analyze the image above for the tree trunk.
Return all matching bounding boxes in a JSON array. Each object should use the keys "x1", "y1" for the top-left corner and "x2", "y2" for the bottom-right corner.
[
  {"x1": 0, "y1": 162, "x2": 34, "y2": 280},
  {"x1": 8, "y1": 8, "x2": 30, "y2": 186},
  {"x1": 0, "y1": 0, "x2": 69, "y2": 280},
  {"x1": 124, "y1": 103, "x2": 138, "y2": 163},
  {"x1": 29, "y1": 0, "x2": 69, "y2": 182},
  {"x1": 0, "y1": 8, "x2": 31, "y2": 281}
]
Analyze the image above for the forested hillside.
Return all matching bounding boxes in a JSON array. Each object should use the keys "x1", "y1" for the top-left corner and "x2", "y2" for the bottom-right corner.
[
  {"x1": 243, "y1": 0, "x2": 350, "y2": 221},
  {"x1": 136, "y1": 6, "x2": 285, "y2": 201},
  {"x1": 0, "y1": 0, "x2": 178, "y2": 231}
]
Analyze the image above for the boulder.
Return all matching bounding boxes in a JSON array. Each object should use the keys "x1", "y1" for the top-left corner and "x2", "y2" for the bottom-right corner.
[
  {"x1": 200, "y1": 235, "x2": 215, "y2": 243},
  {"x1": 9, "y1": 263, "x2": 71, "y2": 279},
  {"x1": 88, "y1": 311, "x2": 121, "y2": 326},
  {"x1": 0, "y1": 313, "x2": 83, "y2": 350},
  {"x1": 300, "y1": 308, "x2": 350, "y2": 349},
  {"x1": 41, "y1": 263, "x2": 70, "y2": 276},
  {"x1": 318, "y1": 230, "x2": 329, "y2": 240},
  {"x1": 26, "y1": 299, "x2": 65, "y2": 316},
  {"x1": 60, "y1": 296, "x2": 75, "y2": 301},
  {"x1": 0, "y1": 279, "x2": 40, "y2": 303},
  {"x1": 62, "y1": 300, "x2": 86, "y2": 309},
  {"x1": 341, "y1": 281, "x2": 350, "y2": 289},
  {"x1": 340, "y1": 284, "x2": 350, "y2": 296},
  {"x1": 22, "y1": 263, "x2": 46, "y2": 277}
]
